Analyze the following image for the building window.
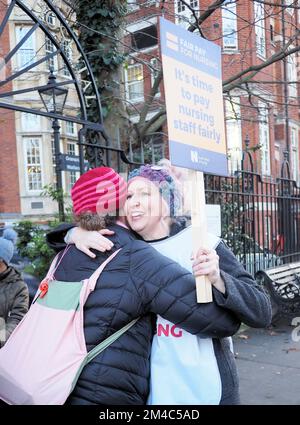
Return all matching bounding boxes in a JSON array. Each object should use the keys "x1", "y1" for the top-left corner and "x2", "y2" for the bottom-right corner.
[
  {"x1": 254, "y1": 1, "x2": 266, "y2": 58},
  {"x1": 66, "y1": 121, "x2": 76, "y2": 136},
  {"x1": 222, "y1": 0, "x2": 238, "y2": 50},
  {"x1": 67, "y1": 143, "x2": 79, "y2": 191},
  {"x1": 61, "y1": 40, "x2": 72, "y2": 77},
  {"x1": 21, "y1": 113, "x2": 40, "y2": 131},
  {"x1": 175, "y1": 0, "x2": 199, "y2": 29},
  {"x1": 67, "y1": 142, "x2": 76, "y2": 156},
  {"x1": 45, "y1": 37, "x2": 57, "y2": 71},
  {"x1": 51, "y1": 139, "x2": 57, "y2": 188},
  {"x1": 225, "y1": 98, "x2": 242, "y2": 174},
  {"x1": 284, "y1": 0, "x2": 294, "y2": 14},
  {"x1": 125, "y1": 63, "x2": 144, "y2": 102},
  {"x1": 144, "y1": 132, "x2": 164, "y2": 163},
  {"x1": 287, "y1": 53, "x2": 297, "y2": 98},
  {"x1": 131, "y1": 24, "x2": 158, "y2": 50},
  {"x1": 264, "y1": 216, "x2": 271, "y2": 247},
  {"x1": 25, "y1": 138, "x2": 42, "y2": 191},
  {"x1": 69, "y1": 171, "x2": 77, "y2": 191},
  {"x1": 127, "y1": 0, "x2": 139, "y2": 12},
  {"x1": 15, "y1": 26, "x2": 35, "y2": 69},
  {"x1": 291, "y1": 127, "x2": 299, "y2": 183},
  {"x1": 259, "y1": 103, "x2": 270, "y2": 175},
  {"x1": 150, "y1": 57, "x2": 161, "y2": 96}
]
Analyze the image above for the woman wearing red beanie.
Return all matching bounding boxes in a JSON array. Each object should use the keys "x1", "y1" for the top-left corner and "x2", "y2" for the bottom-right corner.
[
  {"x1": 44, "y1": 166, "x2": 243, "y2": 405},
  {"x1": 47, "y1": 165, "x2": 271, "y2": 405}
]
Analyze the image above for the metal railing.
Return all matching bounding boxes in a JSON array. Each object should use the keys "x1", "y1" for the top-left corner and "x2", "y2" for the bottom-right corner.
[
  {"x1": 205, "y1": 149, "x2": 300, "y2": 275},
  {"x1": 79, "y1": 135, "x2": 300, "y2": 276}
]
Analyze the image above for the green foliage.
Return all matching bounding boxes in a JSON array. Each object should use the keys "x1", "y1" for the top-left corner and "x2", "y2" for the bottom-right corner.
[
  {"x1": 75, "y1": 1, "x2": 128, "y2": 122},
  {"x1": 13, "y1": 184, "x2": 75, "y2": 279},
  {"x1": 13, "y1": 221, "x2": 56, "y2": 280},
  {"x1": 41, "y1": 184, "x2": 73, "y2": 223},
  {"x1": 41, "y1": 184, "x2": 64, "y2": 204},
  {"x1": 13, "y1": 220, "x2": 39, "y2": 258}
]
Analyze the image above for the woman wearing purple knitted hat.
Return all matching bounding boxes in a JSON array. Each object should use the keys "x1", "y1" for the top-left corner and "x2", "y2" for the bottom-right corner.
[{"x1": 48, "y1": 165, "x2": 271, "y2": 405}]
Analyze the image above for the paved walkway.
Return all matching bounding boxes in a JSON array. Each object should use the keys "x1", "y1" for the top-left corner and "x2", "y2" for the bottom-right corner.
[{"x1": 233, "y1": 318, "x2": 300, "y2": 405}]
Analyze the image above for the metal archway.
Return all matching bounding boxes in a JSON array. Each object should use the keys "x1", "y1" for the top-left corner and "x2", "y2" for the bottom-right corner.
[{"x1": 0, "y1": 0, "x2": 136, "y2": 171}]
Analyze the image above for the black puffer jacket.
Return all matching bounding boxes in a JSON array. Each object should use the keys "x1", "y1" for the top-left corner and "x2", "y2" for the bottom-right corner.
[
  {"x1": 47, "y1": 224, "x2": 240, "y2": 405},
  {"x1": 0, "y1": 267, "x2": 29, "y2": 348}
]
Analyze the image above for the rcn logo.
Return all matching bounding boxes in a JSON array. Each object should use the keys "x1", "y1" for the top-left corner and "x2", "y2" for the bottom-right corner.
[{"x1": 157, "y1": 323, "x2": 183, "y2": 337}]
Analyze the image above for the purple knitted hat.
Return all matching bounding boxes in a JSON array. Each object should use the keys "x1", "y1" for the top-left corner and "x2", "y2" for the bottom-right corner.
[{"x1": 128, "y1": 165, "x2": 181, "y2": 216}]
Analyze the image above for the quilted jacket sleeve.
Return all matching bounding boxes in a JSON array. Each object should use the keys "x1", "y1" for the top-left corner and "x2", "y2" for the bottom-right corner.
[
  {"x1": 46, "y1": 223, "x2": 75, "y2": 252},
  {"x1": 213, "y1": 241, "x2": 272, "y2": 328},
  {"x1": 129, "y1": 240, "x2": 240, "y2": 338}
]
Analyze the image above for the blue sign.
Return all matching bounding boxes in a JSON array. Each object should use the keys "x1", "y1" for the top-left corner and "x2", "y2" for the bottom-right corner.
[
  {"x1": 160, "y1": 17, "x2": 228, "y2": 176},
  {"x1": 59, "y1": 154, "x2": 89, "y2": 172}
]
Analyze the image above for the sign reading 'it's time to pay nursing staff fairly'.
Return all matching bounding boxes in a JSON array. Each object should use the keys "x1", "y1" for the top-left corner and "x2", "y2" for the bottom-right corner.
[
  {"x1": 160, "y1": 17, "x2": 227, "y2": 175},
  {"x1": 160, "y1": 18, "x2": 228, "y2": 302}
]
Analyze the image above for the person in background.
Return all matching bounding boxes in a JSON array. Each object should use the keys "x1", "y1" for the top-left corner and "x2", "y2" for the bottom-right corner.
[{"x1": 0, "y1": 229, "x2": 29, "y2": 348}]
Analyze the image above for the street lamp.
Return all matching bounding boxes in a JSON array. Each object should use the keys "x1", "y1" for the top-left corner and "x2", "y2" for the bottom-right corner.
[{"x1": 38, "y1": 68, "x2": 68, "y2": 221}]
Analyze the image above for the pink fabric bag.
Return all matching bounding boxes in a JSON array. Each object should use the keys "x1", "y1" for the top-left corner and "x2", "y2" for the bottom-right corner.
[{"x1": 0, "y1": 247, "x2": 138, "y2": 405}]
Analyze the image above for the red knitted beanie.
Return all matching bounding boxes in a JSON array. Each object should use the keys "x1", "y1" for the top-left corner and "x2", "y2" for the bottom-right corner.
[{"x1": 71, "y1": 167, "x2": 127, "y2": 215}]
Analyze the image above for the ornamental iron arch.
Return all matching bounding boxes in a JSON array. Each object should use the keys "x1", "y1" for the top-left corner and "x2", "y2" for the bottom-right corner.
[{"x1": 0, "y1": 0, "x2": 137, "y2": 172}]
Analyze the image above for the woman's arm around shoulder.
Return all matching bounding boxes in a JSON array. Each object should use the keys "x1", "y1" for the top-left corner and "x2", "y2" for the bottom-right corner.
[{"x1": 128, "y1": 240, "x2": 240, "y2": 338}]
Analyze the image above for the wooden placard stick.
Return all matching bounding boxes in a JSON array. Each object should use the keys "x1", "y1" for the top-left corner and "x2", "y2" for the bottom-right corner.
[{"x1": 189, "y1": 169, "x2": 213, "y2": 303}]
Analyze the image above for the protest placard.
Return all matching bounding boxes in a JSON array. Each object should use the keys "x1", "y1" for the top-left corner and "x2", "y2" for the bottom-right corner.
[{"x1": 160, "y1": 18, "x2": 228, "y2": 302}]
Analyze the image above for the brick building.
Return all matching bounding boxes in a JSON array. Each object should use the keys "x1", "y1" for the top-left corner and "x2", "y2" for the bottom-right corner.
[
  {"x1": 124, "y1": 1, "x2": 300, "y2": 181},
  {"x1": 0, "y1": 2, "x2": 21, "y2": 220},
  {"x1": 0, "y1": 0, "x2": 80, "y2": 222}
]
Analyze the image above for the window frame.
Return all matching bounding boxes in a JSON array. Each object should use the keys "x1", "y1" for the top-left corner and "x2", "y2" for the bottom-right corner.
[
  {"x1": 175, "y1": 0, "x2": 199, "y2": 29},
  {"x1": 254, "y1": 1, "x2": 266, "y2": 59},
  {"x1": 24, "y1": 137, "x2": 43, "y2": 192},
  {"x1": 65, "y1": 121, "x2": 77, "y2": 136},
  {"x1": 45, "y1": 37, "x2": 58, "y2": 72},
  {"x1": 15, "y1": 25, "x2": 36, "y2": 70},
  {"x1": 21, "y1": 112, "x2": 41, "y2": 132},
  {"x1": 124, "y1": 63, "x2": 144, "y2": 103},
  {"x1": 258, "y1": 103, "x2": 271, "y2": 176},
  {"x1": 291, "y1": 126, "x2": 299, "y2": 183},
  {"x1": 61, "y1": 39, "x2": 72, "y2": 77},
  {"x1": 150, "y1": 57, "x2": 161, "y2": 97},
  {"x1": 225, "y1": 97, "x2": 242, "y2": 174},
  {"x1": 287, "y1": 52, "x2": 298, "y2": 98},
  {"x1": 222, "y1": 0, "x2": 238, "y2": 51}
]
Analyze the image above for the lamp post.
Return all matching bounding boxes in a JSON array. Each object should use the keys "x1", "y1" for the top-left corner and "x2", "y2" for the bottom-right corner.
[{"x1": 38, "y1": 68, "x2": 68, "y2": 221}]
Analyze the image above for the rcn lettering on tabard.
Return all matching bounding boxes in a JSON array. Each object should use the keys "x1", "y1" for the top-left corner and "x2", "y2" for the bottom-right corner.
[
  {"x1": 160, "y1": 17, "x2": 228, "y2": 176},
  {"x1": 157, "y1": 323, "x2": 183, "y2": 338}
]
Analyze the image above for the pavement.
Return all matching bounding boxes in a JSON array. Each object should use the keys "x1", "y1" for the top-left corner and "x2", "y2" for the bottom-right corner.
[{"x1": 233, "y1": 318, "x2": 300, "y2": 405}]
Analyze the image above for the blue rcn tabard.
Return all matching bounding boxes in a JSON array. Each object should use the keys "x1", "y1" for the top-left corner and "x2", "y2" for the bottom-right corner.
[{"x1": 147, "y1": 226, "x2": 222, "y2": 405}]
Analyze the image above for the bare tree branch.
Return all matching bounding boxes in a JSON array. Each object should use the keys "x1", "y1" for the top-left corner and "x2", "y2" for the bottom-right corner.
[
  {"x1": 223, "y1": 34, "x2": 300, "y2": 92},
  {"x1": 141, "y1": 109, "x2": 166, "y2": 138},
  {"x1": 188, "y1": 0, "x2": 229, "y2": 31},
  {"x1": 138, "y1": 69, "x2": 163, "y2": 127}
]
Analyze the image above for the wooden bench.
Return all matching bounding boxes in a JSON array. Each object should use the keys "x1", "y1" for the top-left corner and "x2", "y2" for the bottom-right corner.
[{"x1": 255, "y1": 262, "x2": 300, "y2": 322}]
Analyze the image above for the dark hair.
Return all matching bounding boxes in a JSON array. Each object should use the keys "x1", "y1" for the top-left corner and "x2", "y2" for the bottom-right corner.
[
  {"x1": 169, "y1": 216, "x2": 191, "y2": 236},
  {"x1": 74, "y1": 211, "x2": 117, "y2": 231}
]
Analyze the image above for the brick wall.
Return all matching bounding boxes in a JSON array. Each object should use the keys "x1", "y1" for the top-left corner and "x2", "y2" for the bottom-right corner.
[{"x1": 0, "y1": 1, "x2": 21, "y2": 215}]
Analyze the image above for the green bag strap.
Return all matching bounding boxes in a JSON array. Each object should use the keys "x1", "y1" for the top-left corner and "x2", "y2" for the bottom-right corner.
[
  {"x1": 86, "y1": 317, "x2": 140, "y2": 363},
  {"x1": 70, "y1": 317, "x2": 140, "y2": 394}
]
